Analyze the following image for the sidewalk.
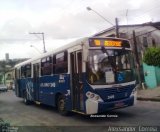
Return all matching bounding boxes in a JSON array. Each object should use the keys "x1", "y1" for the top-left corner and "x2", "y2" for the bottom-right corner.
[{"x1": 137, "y1": 86, "x2": 160, "y2": 102}]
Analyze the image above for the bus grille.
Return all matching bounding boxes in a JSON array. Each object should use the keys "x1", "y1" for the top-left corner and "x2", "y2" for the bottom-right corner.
[{"x1": 95, "y1": 86, "x2": 134, "y2": 102}]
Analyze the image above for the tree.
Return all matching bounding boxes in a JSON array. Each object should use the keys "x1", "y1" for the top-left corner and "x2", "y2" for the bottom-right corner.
[
  {"x1": 143, "y1": 47, "x2": 160, "y2": 67},
  {"x1": 0, "y1": 61, "x2": 11, "y2": 84}
]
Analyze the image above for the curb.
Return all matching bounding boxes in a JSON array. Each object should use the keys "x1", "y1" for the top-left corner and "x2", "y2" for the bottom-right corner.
[{"x1": 137, "y1": 97, "x2": 160, "y2": 102}]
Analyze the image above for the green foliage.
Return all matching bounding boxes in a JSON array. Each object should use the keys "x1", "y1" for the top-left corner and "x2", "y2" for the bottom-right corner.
[
  {"x1": 0, "y1": 118, "x2": 10, "y2": 131},
  {"x1": 143, "y1": 47, "x2": 160, "y2": 67}
]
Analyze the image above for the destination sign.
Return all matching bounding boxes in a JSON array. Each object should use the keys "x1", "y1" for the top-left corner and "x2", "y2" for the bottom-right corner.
[
  {"x1": 104, "y1": 40, "x2": 122, "y2": 47},
  {"x1": 89, "y1": 38, "x2": 130, "y2": 48}
]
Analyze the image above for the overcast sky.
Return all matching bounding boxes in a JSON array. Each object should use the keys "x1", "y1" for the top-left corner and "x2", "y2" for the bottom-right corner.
[{"x1": 0, "y1": 0, "x2": 160, "y2": 60}]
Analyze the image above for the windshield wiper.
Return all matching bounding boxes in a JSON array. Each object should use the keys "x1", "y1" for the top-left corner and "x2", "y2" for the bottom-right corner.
[
  {"x1": 101, "y1": 46, "x2": 116, "y2": 70},
  {"x1": 101, "y1": 46, "x2": 109, "y2": 56}
]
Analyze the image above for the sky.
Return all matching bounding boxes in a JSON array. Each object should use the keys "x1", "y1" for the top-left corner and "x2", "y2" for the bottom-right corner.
[{"x1": 0, "y1": 0, "x2": 160, "y2": 60}]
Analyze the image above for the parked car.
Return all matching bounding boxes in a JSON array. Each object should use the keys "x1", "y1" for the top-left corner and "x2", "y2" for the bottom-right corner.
[{"x1": 0, "y1": 84, "x2": 8, "y2": 92}]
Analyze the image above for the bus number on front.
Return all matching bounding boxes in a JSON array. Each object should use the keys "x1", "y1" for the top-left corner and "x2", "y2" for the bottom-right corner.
[{"x1": 107, "y1": 95, "x2": 115, "y2": 100}]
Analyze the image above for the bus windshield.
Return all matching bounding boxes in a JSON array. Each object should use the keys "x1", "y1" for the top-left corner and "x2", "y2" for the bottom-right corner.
[{"x1": 87, "y1": 49, "x2": 136, "y2": 85}]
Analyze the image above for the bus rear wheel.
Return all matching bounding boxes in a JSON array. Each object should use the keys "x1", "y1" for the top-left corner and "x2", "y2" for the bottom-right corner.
[{"x1": 57, "y1": 95, "x2": 68, "y2": 115}]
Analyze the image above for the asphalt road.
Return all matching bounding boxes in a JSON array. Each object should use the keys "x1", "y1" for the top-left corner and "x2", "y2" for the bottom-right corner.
[{"x1": 0, "y1": 91, "x2": 160, "y2": 131}]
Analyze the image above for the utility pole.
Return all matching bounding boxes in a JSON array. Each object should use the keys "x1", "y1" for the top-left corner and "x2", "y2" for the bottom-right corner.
[
  {"x1": 115, "y1": 18, "x2": 119, "y2": 38},
  {"x1": 29, "y1": 32, "x2": 47, "y2": 53},
  {"x1": 133, "y1": 30, "x2": 140, "y2": 65},
  {"x1": 133, "y1": 30, "x2": 141, "y2": 86}
]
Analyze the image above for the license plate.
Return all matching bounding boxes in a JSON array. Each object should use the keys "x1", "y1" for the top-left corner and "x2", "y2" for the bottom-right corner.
[{"x1": 115, "y1": 102, "x2": 124, "y2": 108}]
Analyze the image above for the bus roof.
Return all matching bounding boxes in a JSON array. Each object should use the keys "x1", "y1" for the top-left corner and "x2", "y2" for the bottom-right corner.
[
  {"x1": 14, "y1": 37, "x2": 131, "y2": 68},
  {"x1": 15, "y1": 37, "x2": 88, "y2": 68}
]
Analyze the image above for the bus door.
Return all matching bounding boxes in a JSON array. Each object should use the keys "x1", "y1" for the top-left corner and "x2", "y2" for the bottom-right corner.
[
  {"x1": 15, "y1": 68, "x2": 21, "y2": 97},
  {"x1": 70, "y1": 51, "x2": 84, "y2": 111},
  {"x1": 33, "y1": 63, "x2": 40, "y2": 101}
]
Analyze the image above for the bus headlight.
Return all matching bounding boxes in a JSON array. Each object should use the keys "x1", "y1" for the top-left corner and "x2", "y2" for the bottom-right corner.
[
  {"x1": 95, "y1": 95, "x2": 100, "y2": 100},
  {"x1": 130, "y1": 86, "x2": 137, "y2": 104},
  {"x1": 90, "y1": 93, "x2": 95, "y2": 98},
  {"x1": 86, "y1": 91, "x2": 103, "y2": 102},
  {"x1": 130, "y1": 87, "x2": 137, "y2": 97}
]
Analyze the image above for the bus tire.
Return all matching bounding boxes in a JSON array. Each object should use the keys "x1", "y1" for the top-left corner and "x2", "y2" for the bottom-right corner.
[
  {"x1": 23, "y1": 91, "x2": 30, "y2": 105},
  {"x1": 57, "y1": 95, "x2": 68, "y2": 115}
]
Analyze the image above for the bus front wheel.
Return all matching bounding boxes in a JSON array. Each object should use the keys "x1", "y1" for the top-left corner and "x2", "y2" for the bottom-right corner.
[{"x1": 57, "y1": 95, "x2": 68, "y2": 115}]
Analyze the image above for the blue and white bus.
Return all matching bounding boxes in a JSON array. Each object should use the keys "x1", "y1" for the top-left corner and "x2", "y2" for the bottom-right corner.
[{"x1": 14, "y1": 37, "x2": 137, "y2": 115}]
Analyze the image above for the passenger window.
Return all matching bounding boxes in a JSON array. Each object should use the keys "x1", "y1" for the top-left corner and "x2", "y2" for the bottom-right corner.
[
  {"x1": 21, "y1": 66, "x2": 26, "y2": 78},
  {"x1": 41, "y1": 56, "x2": 52, "y2": 76},
  {"x1": 52, "y1": 55, "x2": 56, "y2": 74},
  {"x1": 26, "y1": 64, "x2": 31, "y2": 77},
  {"x1": 20, "y1": 63, "x2": 31, "y2": 78},
  {"x1": 55, "y1": 51, "x2": 68, "y2": 74}
]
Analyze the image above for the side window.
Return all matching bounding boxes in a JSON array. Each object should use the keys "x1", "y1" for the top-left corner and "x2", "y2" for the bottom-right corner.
[
  {"x1": 21, "y1": 66, "x2": 26, "y2": 78},
  {"x1": 41, "y1": 56, "x2": 52, "y2": 76},
  {"x1": 53, "y1": 55, "x2": 56, "y2": 74},
  {"x1": 26, "y1": 64, "x2": 31, "y2": 78},
  {"x1": 55, "y1": 51, "x2": 68, "y2": 74},
  {"x1": 20, "y1": 64, "x2": 31, "y2": 78}
]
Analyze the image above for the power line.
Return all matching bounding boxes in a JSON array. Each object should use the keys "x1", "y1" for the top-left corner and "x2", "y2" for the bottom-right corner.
[
  {"x1": 126, "y1": 3, "x2": 160, "y2": 24},
  {"x1": 133, "y1": 2, "x2": 160, "y2": 18},
  {"x1": 132, "y1": 9, "x2": 160, "y2": 23},
  {"x1": 0, "y1": 39, "x2": 40, "y2": 41},
  {"x1": 128, "y1": 29, "x2": 158, "y2": 40},
  {"x1": 121, "y1": 25, "x2": 147, "y2": 35}
]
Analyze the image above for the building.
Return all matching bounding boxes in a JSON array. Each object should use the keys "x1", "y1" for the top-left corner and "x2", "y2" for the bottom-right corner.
[
  {"x1": 5, "y1": 53, "x2": 9, "y2": 62},
  {"x1": 93, "y1": 21, "x2": 160, "y2": 61},
  {"x1": 4, "y1": 68, "x2": 15, "y2": 89}
]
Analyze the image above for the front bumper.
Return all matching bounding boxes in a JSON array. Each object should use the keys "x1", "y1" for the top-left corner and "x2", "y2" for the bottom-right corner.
[{"x1": 86, "y1": 96, "x2": 135, "y2": 115}]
